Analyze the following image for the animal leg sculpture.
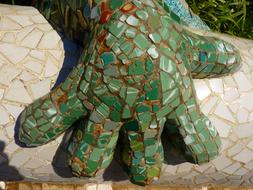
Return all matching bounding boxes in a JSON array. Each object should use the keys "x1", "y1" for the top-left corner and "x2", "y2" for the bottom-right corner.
[
  {"x1": 13, "y1": 0, "x2": 243, "y2": 185},
  {"x1": 121, "y1": 114, "x2": 165, "y2": 185},
  {"x1": 183, "y1": 31, "x2": 241, "y2": 79},
  {"x1": 164, "y1": 74, "x2": 221, "y2": 164},
  {"x1": 18, "y1": 54, "x2": 88, "y2": 146},
  {"x1": 68, "y1": 111, "x2": 122, "y2": 177}
]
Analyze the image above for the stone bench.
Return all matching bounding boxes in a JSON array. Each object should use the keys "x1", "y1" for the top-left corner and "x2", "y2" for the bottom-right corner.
[{"x1": 1, "y1": 3, "x2": 253, "y2": 187}]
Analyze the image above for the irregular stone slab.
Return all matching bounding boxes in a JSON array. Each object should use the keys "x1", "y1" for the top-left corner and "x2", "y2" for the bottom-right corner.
[
  {"x1": 0, "y1": 105, "x2": 10, "y2": 125},
  {"x1": 0, "y1": 65, "x2": 21, "y2": 85},
  {"x1": 38, "y1": 30, "x2": 61, "y2": 49},
  {"x1": 5, "y1": 80, "x2": 32, "y2": 104},
  {"x1": 0, "y1": 44, "x2": 29, "y2": 65},
  {"x1": 20, "y1": 28, "x2": 44, "y2": 48},
  {"x1": 29, "y1": 79, "x2": 51, "y2": 99}
]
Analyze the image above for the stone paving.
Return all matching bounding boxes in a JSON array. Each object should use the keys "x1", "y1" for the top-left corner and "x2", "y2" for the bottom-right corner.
[{"x1": 1, "y1": 3, "x2": 253, "y2": 186}]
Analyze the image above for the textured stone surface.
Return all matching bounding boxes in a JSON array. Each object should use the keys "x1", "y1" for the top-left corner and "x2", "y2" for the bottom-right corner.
[{"x1": 1, "y1": 3, "x2": 253, "y2": 186}]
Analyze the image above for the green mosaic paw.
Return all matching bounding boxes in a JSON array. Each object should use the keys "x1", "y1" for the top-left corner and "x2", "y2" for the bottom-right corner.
[{"x1": 16, "y1": 0, "x2": 242, "y2": 185}]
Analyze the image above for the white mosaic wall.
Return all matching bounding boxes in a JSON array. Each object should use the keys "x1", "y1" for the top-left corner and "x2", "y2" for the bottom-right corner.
[{"x1": 1, "y1": 4, "x2": 253, "y2": 186}]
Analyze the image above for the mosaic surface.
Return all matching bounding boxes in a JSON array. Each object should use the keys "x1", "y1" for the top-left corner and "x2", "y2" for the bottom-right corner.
[
  {"x1": 13, "y1": 0, "x2": 241, "y2": 185},
  {"x1": 162, "y1": 0, "x2": 210, "y2": 31},
  {"x1": 1, "y1": 2, "x2": 253, "y2": 187}
]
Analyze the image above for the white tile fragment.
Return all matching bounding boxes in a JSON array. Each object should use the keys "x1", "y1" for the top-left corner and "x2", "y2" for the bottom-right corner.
[
  {"x1": 224, "y1": 77, "x2": 237, "y2": 88},
  {"x1": 223, "y1": 163, "x2": 241, "y2": 174},
  {"x1": 228, "y1": 103, "x2": 240, "y2": 114},
  {"x1": 247, "y1": 140, "x2": 253, "y2": 150},
  {"x1": 0, "y1": 65, "x2": 21, "y2": 85},
  {"x1": 165, "y1": 165, "x2": 178, "y2": 175},
  {"x1": 7, "y1": 15, "x2": 33, "y2": 27},
  {"x1": 23, "y1": 158, "x2": 45, "y2": 169},
  {"x1": 0, "y1": 17, "x2": 22, "y2": 30},
  {"x1": 0, "y1": 105, "x2": 10, "y2": 125},
  {"x1": 2, "y1": 32, "x2": 16, "y2": 43},
  {"x1": 214, "y1": 101, "x2": 235, "y2": 123},
  {"x1": 9, "y1": 150, "x2": 35, "y2": 167},
  {"x1": 228, "y1": 144, "x2": 244, "y2": 157},
  {"x1": 249, "y1": 47, "x2": 253, "y2": 56},
  {"x1": 244, "y1": 161, "x2": 253, "y2": 170},
  {"x1": 16, "y1": 25, "x2": 34, "y2": 41},
  {"x1": 5, "y1": 80, "x2": 32, "y2": 104},
  {"x1": 234, "y1": 168, "x2": 249, "y2": 176},
  {"x1": 38, "y1": 30, "x2": 61, "y2": 49},
  {"x1": 44, "y1": 59, "x2": 59, "y2": 77},
  {"x1": 234, "y1": 72, "x2": 253, "y2": 92},
  {"x1": 24, "y1": 60, "x2": 43, "y2": 74},
  {"x1": 224, "y1": 88, "x2": 239, "y2": 102},
  {"x1": 19, "y1": 71, "x2": 36, "y2": 81},
  {"x1": 238, "y1": 91, "x2": 253, "y2": 110},
  {"x1": 195, "y1": 81, "x2": 211, "y2": 101},
  {"x1": 209, "y1": 117, "x2": 231, "y2": 138},
  {"x1": 3, "y1": 103, "x2": 23, "y2": 119},
  {"x1": 201, "y1": 96, "x2": 218, "y2": 115},
  {"x1": 30, "y1": 79, "x2": 51, "y2": 99},
  {"x1": 209, "y1": 172, "x2": 226, "y2": 181},
  {"x1": 21, "y1": 28, "x2": 44, "y2": 48},
  {"x1": 209, "y1": 79, "x2": 223, "y2": 93},
  {"x1": 221, "y1": 139, "x2": 231, "y2": 152},
  {"x1": 31, "y1": 14, "x2": 47, "y2": 24},
  {"x1": 194, "y1": 164, "x2": 211, "y2": 173},
  {"x1": 234, "y1": 124, "x2": 253, "y2": 139},
  {"x1": 5, "y1": 140, "x2": 19, "y2": 154},
  {"x1": 49, "y1": 50, "x2": 62, "y2": 61},
  {"x1": 30, "y1": 50, "x2": 45, "y2": 61},
  {"x1": 237, "y1": 108, "x2": 249, "y2": 123},
  {"x1": 212, "y1": 155, "x2": 232, "y2": 170},
  {"x1": 34, "y1": 164, "x2": 54, "y2": 174},
  {"x1": 39, "y1": 145, "x2": 57, "y2": 161},
  {"x1": 233, "y1": 149, "x2": 253, "y2": 163},
  {"x1": 0, "y1": 44, "x2": 29, "y2": 64},
  {"x1": 177, "y1": 163, "x2": 193, "y2": 173},
  {"x1": 0, "y1": 89, "x2": 4, "y2": 99},
  {"x1": 249, "y1": 112, "x2": 253, "y2": 122}
]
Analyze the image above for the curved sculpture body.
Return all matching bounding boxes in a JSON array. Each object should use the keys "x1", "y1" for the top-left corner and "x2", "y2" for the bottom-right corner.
[{"x1": 2, "y1": 0, "x2": 241, "y2": 185}]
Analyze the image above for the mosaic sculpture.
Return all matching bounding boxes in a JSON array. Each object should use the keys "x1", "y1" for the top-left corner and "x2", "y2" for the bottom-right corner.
[{"x1": 14, "y1": 0, "x2": 241, "y2": 185}]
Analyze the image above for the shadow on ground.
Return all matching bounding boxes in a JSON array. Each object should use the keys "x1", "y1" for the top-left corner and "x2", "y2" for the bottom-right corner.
[{"x1": 0, "y1": 141, "x2": 23, "y2": 181}]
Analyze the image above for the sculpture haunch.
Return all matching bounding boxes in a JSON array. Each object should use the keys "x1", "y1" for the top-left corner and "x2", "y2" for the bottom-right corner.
[{"x1": 15, "y1": 0, "x2": 241, "y2": 185}]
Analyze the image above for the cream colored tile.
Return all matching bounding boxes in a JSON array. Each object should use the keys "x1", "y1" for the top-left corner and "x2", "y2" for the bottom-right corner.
[
  {"x1": 214, "y1": 101, "x2": 236, "y2": 123},
  {"x1": 234, "y1": 124, "x2": 253, "y2": 139},
  {"x1": 212, "y1": 155, "x2": 232, "y2": 170},
  {"x1": 209, "y1": 116, "x2": 231, "y2": 138},
  {"x1": 38, "y1": 30, "x2": 61, "y2": 49},
  {"x1": 7, "y1": 15, "x2": 33, "y2": 27},
  {"x1": 0, "y1": 105, "x2": 10, "y2": 125},
  {"x1": 21, "y1": 28, "x2": 44, "y2": 48},
  {"x1": 0, "y1": 65, "x2": 21, "y2": 85},
  {"x1": 30, "y1": 79, "x2": 51, "y2": 99},
  {"x1": 209, "y1": 78, "x2": 224, "y2": 93},
  {"x1": 195, "y1": 81, "x2": 211, "y2": 101},
  {"x1": 0, "y1": 43, "x2": 29, "y2": 64},
  {"x1": 24, "y1": 60, "x2": 43, "y2": 74},
  {"x1": 5, "y1": 80, "x2": 32, "y2": 104},
  {"x1": 233, "y1": 149, "x2": 253, "y2": 163}
]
